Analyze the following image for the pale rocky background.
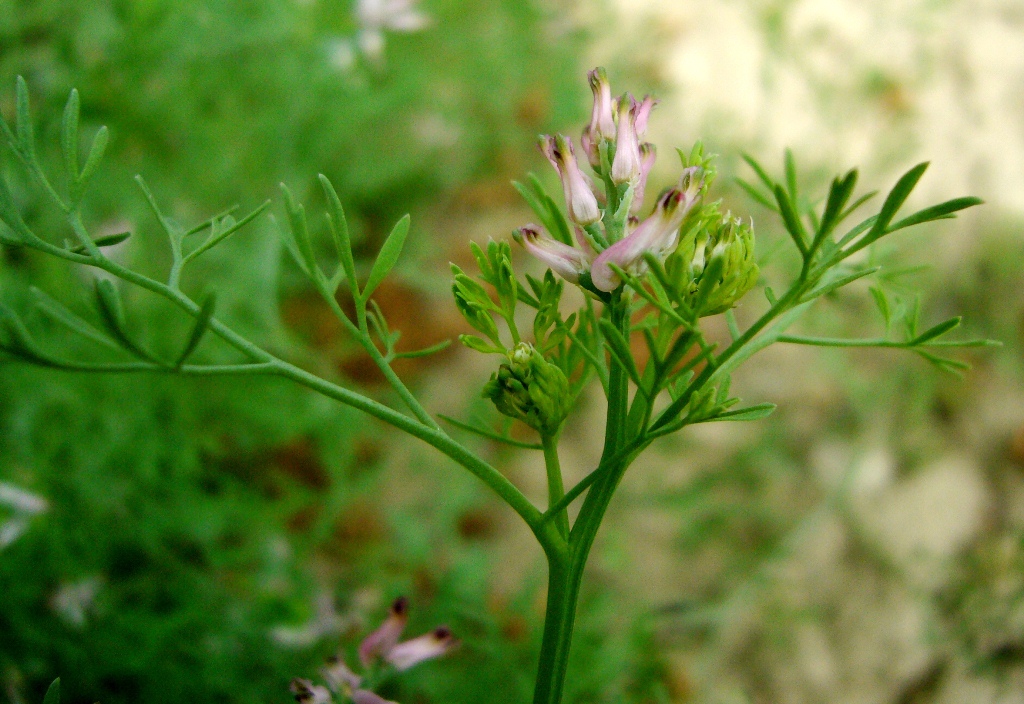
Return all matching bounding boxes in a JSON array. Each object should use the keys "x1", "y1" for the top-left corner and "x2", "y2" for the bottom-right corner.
[{"x1": 595, "y1": 2, "x2": 1024, "y2": 703}]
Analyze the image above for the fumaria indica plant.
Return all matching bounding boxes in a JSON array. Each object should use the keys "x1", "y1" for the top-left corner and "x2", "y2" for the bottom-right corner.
[{"x1": 0, "y1": 70, "x2": 996, "y2": 704}]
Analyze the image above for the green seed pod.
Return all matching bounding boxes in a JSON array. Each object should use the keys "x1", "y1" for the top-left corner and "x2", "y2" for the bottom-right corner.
[{"x1": 482, "y1": 343, "x2": 571, "y2": 434}]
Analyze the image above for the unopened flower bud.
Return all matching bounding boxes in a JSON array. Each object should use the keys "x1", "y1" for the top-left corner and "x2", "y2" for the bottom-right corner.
[
  {"x1": 611, "y1": 97, "x2": 642, "y2": 185},
  {"x1": 514, "y1": 225, "x2": 590, "y2": 284},
  {"x1": 677, "y1": 212, "x2": 759, "y2": 316},
  {"x1": 581, "y1": 67, "x2": 616, "y2": 168},
  {"x1": 540, "y1": 135, "x2": 601, "y2": 226},
  {"x1": 590, "y1": 169, "x2": 704, "y2": 292},
  {"x1": 483, "y1": 343, "x2": 571, "y2": 434}
]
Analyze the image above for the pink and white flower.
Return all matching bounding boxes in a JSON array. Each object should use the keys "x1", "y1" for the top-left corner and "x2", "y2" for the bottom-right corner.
[
  {"x1": 611, "y1": 97, "x2": 642, "y2": 185},
  {"x1": 292, "y1": 597, "x2": 456, "y2": 704},
  {"x1": 581, "y1": 68, "x2": 616, "y2": 168},
  {"x1": 540, "y1": 135, "x2": 602, "y2": 226},
  {"x1": 590, "y1": 167, "x2": 704, "y2": 292},
  {"x1": 632, "y1": 142, "x2": 657, "y2": 213},
  {"x1": 514, "y1": 225, "x2": 591, "y2": 284}
]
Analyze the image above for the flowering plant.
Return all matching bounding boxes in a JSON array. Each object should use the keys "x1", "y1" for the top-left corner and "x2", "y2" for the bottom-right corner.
[{"x1": 0, "y1": 70, "x2": 995, "y2": 704}]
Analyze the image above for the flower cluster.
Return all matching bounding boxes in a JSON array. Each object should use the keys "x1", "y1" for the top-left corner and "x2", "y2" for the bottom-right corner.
[
  {"x1": 513, "y1": 67, "x2": 708, "y2": 294},
  {"x1": 290, "y1": 597, "x2": 456, "y2": 704},
  {"x1": 482, "y1": 342, "x2": 572, "y2": 434},
  {"x1": 669, "y1": 207, "x2": 759, "y2": 316}
]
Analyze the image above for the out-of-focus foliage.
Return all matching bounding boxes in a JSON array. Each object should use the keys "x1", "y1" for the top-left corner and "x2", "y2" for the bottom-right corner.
[{"x1": 0, "y1": 2, "x2": 632, "y2": 704}]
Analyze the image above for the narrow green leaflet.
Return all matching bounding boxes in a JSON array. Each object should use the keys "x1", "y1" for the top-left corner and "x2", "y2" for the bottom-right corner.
[
  {"x1": 784, "y1": 149, "x2": 799, "y2": 202},
  {"x1": 869, "y1": 285, "x2": 892, "y2": 329},
  {"x1": 318, "y1": 174, "x2": 358, "y2": 298},
  {"x1": 94, "y1": 278, "x2": 159, "y2": 363},
  {"x1": 910, "y1": 316, "x2": 961, "y2": 346},
  {"x1": 735, "y1": 177, "x2": 777, "y2": 211},
  {"x1": 886, "y1": 196, "x2": 983, "y2": 233},
  {"x1": 183, "y1": 201, "x2": 270, "y2": 263},
  {"x1": 708, "y1": 403, "x2": 777, "y2": 422},
  {"x1": 174, "y1": 294, "x2": 216, "y2": 368},
  {"x1": 279, "y1": 184, "x2": 318, "y2": 278},
  {"x1": 845, "y1": 162, "x2": 929, "y2": 255},
  {"x1": 77, "y1": 125, "x2": 109, "y2": 189},
  {"x1": 393, "y1": 339, "x2": 452, "y2": 360},
  {"x1": 528, "y1": 174, "x2": 574, "y2": 247},
  {"x1": 61, "y1": 89, "x2": 81, "y2": 182},
  {"x1": 741, "y1": 153, "x2": 776, "y2": 191},
  {"x1": 362, "y1": 214, "x2": 410, "y2": 303},
  {"x1": 69, "y1": 231, "x2": 131, "y2": 254},
  {"x1": 0, "y1": 303, "x2": 40, "y2": 357},
  {"x1": 0, "y1": 172, "x2": 31, "y2": 241},
  {"x1": 14, "y1": 76, "x2": 34, "y2": 160},
  {"x1": 774, "y1": 185, "x2": 808, "y2": 255},
  {"x1": 439, "y1": 414, "x2": 543, "y2": 450},
  {"x1": 813, "y1": 169, "x2": 857, "y2": 246}
]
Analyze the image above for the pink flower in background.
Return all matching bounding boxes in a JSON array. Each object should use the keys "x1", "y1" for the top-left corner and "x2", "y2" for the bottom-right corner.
[{"x1": 292, "y1": 597, "x2": 457, "y2": 704}]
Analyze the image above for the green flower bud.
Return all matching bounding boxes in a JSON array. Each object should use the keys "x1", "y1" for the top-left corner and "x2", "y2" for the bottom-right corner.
[
  {"x1": 482, "y1": 343, "x2": 571, "y2": 434},
  {"x1": 672, "y1": 211, "x2": 759, "y2": 317}
]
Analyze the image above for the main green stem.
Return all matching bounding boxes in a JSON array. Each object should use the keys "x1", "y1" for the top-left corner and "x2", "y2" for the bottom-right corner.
[{"x1": 532, "y1": 294, "x2": 631, "y2": 704}]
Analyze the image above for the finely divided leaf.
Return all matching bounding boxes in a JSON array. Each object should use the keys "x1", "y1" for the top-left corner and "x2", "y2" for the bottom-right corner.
[{"x1": 847, "y1": 162, "x2": 928, "y2": 254}]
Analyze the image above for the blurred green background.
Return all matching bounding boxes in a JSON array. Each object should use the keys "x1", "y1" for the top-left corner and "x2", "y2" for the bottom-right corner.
[{"x1": 1, "y1": 1, "x2": 1023, "y2": 703}]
